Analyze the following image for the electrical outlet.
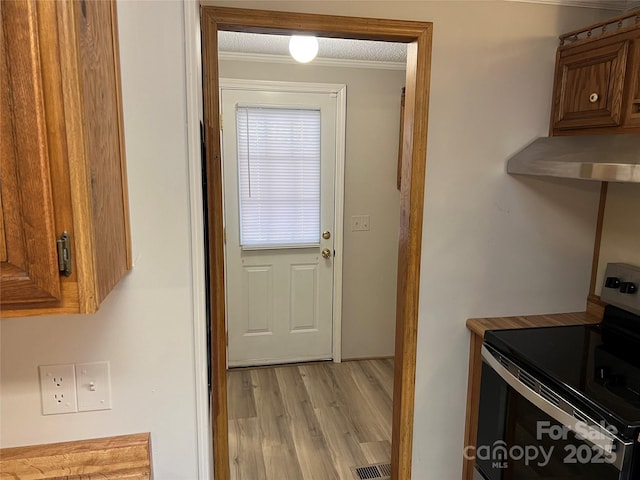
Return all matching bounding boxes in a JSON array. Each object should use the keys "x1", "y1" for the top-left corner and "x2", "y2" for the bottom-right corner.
[
  {"x1": 76, "y1": 361, "x2": 112, "y2": 412},
  {"x1": 351, "y1": 215, "x2": 370, "y2": 231},
  {"x1": 39, "y1": 364, "x2": 78, "y2": 415}
]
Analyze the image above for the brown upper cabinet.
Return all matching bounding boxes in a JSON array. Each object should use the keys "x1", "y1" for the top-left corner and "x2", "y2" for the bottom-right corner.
[
  {"x1": 551, "y1": 12, "x2": 640, "y2": 135},
  {"x1": 1, "y1": 0, "x2": 131, "y2": 318}
]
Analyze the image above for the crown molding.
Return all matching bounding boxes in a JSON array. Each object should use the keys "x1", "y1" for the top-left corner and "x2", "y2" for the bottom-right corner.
[
  {"x1": 507, "y1": 0, "x2": 629, "y2": 10},
  {"x1": 218, "y1": 51, "x2": 406, "y2": 71}
]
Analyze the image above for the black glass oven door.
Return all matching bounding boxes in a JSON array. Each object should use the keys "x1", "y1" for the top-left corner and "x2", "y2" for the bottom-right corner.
[{"x1": 473, "y1": 346, "x2": 634, "y2": 480}]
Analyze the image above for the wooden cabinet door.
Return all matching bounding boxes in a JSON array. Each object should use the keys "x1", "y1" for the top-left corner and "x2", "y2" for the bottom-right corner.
[
  {"x1": 624, "y1": 38, "x2": 640, "y2": 128},
  {"x1": 553, "y1": 41, "x2": 628, "y2": 130},
  {"x1": 1, "y1": 1, "x2": 62, "y2": 306}
]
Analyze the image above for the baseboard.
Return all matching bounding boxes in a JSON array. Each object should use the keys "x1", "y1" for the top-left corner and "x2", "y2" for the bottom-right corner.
[{"x1": 342, "y1": 355, "x2": 395, "y2": 362}]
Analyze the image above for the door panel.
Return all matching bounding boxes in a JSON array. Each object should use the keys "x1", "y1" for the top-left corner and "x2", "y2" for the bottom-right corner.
[
  {"x1": 222, "y1": 87, "x2": 338, "y2": 367},
  {"x1": 243, "y1": 265, "x2": 273, "y2": 335},
  {"x1": 290, "y1": 263, "x2": 319, "y2": 331}
]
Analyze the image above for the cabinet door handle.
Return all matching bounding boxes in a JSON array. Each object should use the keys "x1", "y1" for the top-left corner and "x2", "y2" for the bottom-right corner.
[{"x1": 589, "y1": 92, "x2": 599, "y2": 103}]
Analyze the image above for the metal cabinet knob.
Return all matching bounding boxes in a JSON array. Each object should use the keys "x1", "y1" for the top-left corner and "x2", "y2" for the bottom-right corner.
[
  {"x1": 589, "y1": 92, "x2": 599, "y2": 103},
  {"x1": 321, "y1": 248, "x2": 332, "y2": 259}
]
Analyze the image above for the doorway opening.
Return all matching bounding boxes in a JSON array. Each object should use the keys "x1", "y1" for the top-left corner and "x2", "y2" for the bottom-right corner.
[
  {"x1": 219, "y1": 44, "x2": 399, "y2": 476},
  {"x1": 201, "y1": 6, "x2": 433, "y2": 480}
]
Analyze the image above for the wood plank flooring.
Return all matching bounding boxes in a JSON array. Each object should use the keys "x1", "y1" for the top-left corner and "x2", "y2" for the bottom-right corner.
[{"x1": 227, "y1": 359, "x2": 394, "y2": 480}]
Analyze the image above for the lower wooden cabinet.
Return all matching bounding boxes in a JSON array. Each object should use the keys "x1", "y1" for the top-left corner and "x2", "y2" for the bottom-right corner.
[{"x1": 0, "y1": 0, "x2": 131, "y2": 317}]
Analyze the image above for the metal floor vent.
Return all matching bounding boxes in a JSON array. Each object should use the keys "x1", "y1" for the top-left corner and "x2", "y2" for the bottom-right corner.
[{"x1": 351, "y1": 462, "x2": 391, "y2": 480}]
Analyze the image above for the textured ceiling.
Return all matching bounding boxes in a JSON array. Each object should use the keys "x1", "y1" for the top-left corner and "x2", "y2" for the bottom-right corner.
[
  {"x1": 217, "y1": 0, "x2": 639, "y2": 63},
  {"x1": 218, "y1": 31, "x2": 407, "y2": 63}
]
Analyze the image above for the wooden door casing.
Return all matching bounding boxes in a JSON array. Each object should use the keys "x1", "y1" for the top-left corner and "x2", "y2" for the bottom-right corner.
[{"x1": 202, "y1": 7, "x2": 433, "y2": 480}]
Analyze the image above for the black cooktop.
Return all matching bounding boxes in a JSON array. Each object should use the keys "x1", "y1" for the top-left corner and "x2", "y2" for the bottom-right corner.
[{"x1": 485, "y1": 306, "x2": 640, "y2": 439}]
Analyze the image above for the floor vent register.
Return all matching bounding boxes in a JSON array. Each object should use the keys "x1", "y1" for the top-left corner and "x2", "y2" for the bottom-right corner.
[{"x1": 351, "y1": 462, "x2": 391, "y2": 480}]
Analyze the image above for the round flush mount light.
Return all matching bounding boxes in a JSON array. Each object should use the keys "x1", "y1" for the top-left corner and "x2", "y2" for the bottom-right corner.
[{"x1": 289, "y1": 35, "x2": 319, "y2": 63}]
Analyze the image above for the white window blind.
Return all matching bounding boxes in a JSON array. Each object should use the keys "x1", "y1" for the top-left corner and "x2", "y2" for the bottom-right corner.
[{"x1": 236, "y1": 105, "x2": 321, "y2": 249}]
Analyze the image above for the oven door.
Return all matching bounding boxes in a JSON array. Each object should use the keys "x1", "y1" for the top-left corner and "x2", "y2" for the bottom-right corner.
[{"x1": 474, "y1": 345, "x2": 635, "y2": 480}]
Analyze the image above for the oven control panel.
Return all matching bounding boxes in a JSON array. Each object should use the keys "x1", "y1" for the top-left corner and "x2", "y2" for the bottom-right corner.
[{"x1": 601, "y1": 263, "x2": 640, "y2": 315}]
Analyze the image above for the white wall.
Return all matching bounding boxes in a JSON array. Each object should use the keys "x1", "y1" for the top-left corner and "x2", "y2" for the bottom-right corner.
[
  {"x1": 0, "y1": 2, "x2": 200, "y2": 478},
  {"x1": 595, "y1": 183, "x2": 640, "y2": 295},
  {"x1": 0, "y1": 1, "x2": 615, "y2": 479},
  {"x1": 219, "y1": 59, "x2": 405, "y2": 359}
]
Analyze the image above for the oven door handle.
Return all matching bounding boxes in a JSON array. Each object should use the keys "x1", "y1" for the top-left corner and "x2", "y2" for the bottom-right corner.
[{"x1": 481, "y1": 344, "x2": 634, "y2": 472}]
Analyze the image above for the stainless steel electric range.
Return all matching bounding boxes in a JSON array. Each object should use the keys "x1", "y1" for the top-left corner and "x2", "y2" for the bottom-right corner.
[{"x1": 474, "y1": 263, "x2": 640, "y2": 480}]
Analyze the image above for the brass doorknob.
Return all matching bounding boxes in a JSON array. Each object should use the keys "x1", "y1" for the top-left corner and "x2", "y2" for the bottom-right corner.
[
  {"x1": 321, "y1": 248, "x2": 332, "y2": 259},
  {"x1": 322, "y1": 230, "x2": 331, "y2": 239}
]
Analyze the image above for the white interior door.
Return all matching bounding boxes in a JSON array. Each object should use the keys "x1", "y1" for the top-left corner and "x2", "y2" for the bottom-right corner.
[{"x1": 221, "y1": 84, "x2": 340, "y2": 367}]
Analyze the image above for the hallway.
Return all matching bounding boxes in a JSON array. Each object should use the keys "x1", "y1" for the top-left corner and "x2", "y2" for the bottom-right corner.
[{"x1": 227, "y1": 359, "x2": 394, "y2": 479}]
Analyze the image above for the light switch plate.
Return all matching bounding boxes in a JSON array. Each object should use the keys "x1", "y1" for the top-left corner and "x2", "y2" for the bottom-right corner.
[
  {"x1": 76, "y1": 361, "x2": 112, "y2": 412},
  {"x1": 351, "y1": 215, "x2": 370, "y2": 231},
  {"x1": 39, "y1": 364, "x2": 78, "y2": 415}
]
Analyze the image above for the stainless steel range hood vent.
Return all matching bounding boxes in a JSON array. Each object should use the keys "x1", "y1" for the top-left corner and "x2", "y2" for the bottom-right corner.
[{"x1": 507, "y1": 134, "x2": 640, "y2": 183}]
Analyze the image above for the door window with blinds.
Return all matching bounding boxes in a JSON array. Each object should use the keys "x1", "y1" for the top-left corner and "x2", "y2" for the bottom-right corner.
[{"x1": 236, "y1": 105, "x2": 321, "y2": 249}]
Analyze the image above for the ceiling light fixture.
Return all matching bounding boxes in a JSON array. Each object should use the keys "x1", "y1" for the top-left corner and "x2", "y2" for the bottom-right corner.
[{"x1": 288, "y1": 35, "x2": 319, "y2": 63}]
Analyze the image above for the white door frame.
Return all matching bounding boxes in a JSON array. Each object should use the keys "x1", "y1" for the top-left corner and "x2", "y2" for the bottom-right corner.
[
  {"x1": 183, "y1": 1, "x2": 211, "y2": 478},
  {"x1": 219, "y1": 78, "x2": 346, "y2": 364}
]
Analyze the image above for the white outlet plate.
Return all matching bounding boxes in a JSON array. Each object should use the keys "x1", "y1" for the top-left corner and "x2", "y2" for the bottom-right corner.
[
  {"x1": 351, "y1": 215, "x2": 370, "y2": 231},
  {"x1": 39, "y1": 364, "x2": 78, "y2": 415},
  {"x1": 76, "y1": 361, "x2": 112, "y2": 412}
]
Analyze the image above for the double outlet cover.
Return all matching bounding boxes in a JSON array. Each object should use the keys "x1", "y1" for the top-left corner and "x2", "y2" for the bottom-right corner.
[{"x1": 38, "y1": 362, "x2": 112, "y2": 415}]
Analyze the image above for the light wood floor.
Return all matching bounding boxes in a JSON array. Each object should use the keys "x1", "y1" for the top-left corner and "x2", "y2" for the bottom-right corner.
[{"x1": 227, "y1": 359, "x2": 394, "y2": 480}]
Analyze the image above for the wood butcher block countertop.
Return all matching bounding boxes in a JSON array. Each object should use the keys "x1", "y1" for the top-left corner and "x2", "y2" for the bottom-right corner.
[
  {"x1": 466, "y1": 310, "x2": 602, "y2": 338},
  {"x1": 0, "y1": 433, "x2": 152, "y2": 479}
]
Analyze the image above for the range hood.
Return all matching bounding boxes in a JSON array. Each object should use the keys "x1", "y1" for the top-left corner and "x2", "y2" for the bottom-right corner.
[{"x1": 507, "y1": 134, "x2": 640, "y2": 183}]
